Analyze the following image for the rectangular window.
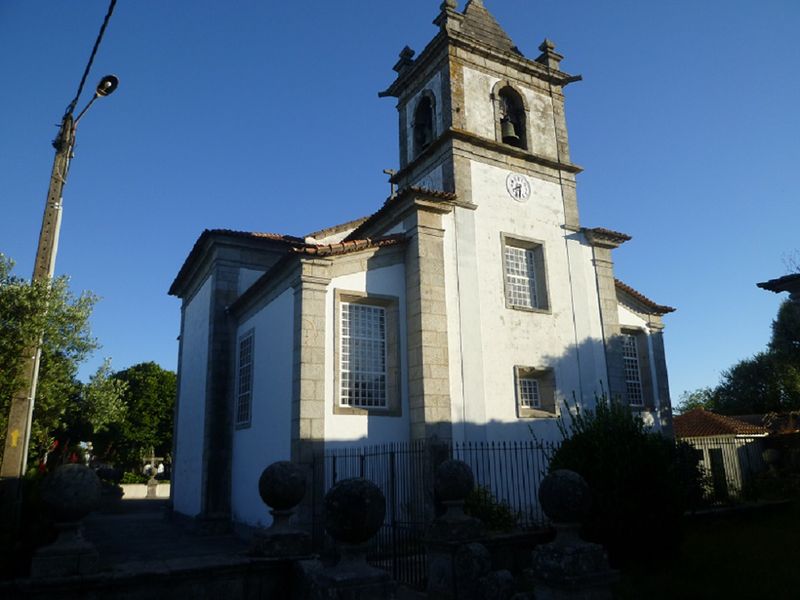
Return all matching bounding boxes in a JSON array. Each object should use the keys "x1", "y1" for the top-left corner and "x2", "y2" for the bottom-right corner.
[
  {"x1": 514, "y1": 366, "x2": 557, "y2": 417},
  {"x1": 518, "y1": 377, "x2": 541, "y2": 409},
  {"x1": 236, "y1": 330, "x2": 255, "y2": 427},
  {"x1": 504, "y1": 245, "x2": 538, "y2": 308},
  {"x1": 340, "y1": 302, "x2": 387, "y2": 408},
  {"x1": 622, "y1": 333, "x2": 643, "y2": 406},
  {"x1": 502, "y1": 235, "x2": 549, "y2": 311}
]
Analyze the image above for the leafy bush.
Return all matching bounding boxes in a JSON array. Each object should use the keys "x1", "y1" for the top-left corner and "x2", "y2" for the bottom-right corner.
[
  {"x1": 549, "y1": 397, "x2": 703, "y2": 566},
  {"x1": 464, "y1": 485, "x2": 517, "y2": 532},
  {"x1": 120, "y1": 471, "x2": 149, "y2": 484}
]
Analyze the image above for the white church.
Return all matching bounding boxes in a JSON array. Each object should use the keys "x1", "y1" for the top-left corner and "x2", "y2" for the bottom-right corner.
[{"x1": 168, "y1": 0, "x2": 675, "y2": 527}]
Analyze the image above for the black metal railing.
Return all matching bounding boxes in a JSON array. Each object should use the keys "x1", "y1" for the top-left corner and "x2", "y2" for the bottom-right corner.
[{"x1": 313, "y1": 438, "x2": 558, "y2": 589}]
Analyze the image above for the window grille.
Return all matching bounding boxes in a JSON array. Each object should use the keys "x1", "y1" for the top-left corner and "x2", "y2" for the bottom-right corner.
[
  {"x1": 340, "y1": 303, "x2": 387, "y2": 408},
  {"x1": 236, "y1": 331, "x2": 254, "y2": 426},
  {"x1": 622, "y1": 334, "x2": 643, "y2": 406},
  {"x1": 504, "y1": 245, "x2": 538, "y2": 308},
  {"x1": 518, "y1": 377, "x2": 541, "y2": 409}
]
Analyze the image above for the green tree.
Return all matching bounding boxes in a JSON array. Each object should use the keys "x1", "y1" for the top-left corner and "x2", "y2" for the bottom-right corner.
[
  {"x1": 0, "y1": 255, "x2": 98, "y2": 465},
  {"x1": 769, "y1": 300, "x2": 800, "y2": 357},
  {"x1": 93, "y1": 362, "x2": 176, "y2": 470},
  {"x1": 61, "y1": 359, "x2": 128, "y2": 445},
  {"x1": 686, "y1": 300, "x2": 800, "y2": 416},
  {"x1": 676, "y1": 387, "x2": 717, "y2": 413}
]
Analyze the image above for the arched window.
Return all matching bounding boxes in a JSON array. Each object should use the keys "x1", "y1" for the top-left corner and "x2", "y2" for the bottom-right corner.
[
  {"x1": 498, "y1": 86, "x2": 527, "y2": 150},
  {"x1": 413, "y1": 94, "x2": 435, "y2": 156}
]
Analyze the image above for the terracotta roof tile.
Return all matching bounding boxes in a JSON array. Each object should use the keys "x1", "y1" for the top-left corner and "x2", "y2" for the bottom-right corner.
[
  {"x1": 306, "y1": 216, "x2": 370, "y2": 241},
  {"x1": 615, "y1": 279, "x2": 676, "y2": 315},
  {"x1": 291, "y1": 234, "x2": 405, "y2": 257},
  {"x1": 674, "y1": 409, "x2": 768, "y2": 438}
]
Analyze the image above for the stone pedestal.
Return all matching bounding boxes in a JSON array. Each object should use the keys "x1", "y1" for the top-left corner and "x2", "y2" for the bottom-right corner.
[
  {"x1": 251, "y1": 461, "x2": 311, "y2": 557},
  {"x1": 30, "y1": 521, "x2": 99, "y2": 577},
  {"x1": 529, "y1": 470, "x2": 618, "y2": 600},
  {"x1": 304, "y1": 477, "x2": 396, "y2": 599},
  {"x1": 30, "y1": 464, "x2": 101, "y2": 578}
]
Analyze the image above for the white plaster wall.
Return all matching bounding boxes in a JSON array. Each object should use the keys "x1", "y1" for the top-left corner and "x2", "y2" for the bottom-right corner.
[
  {"x1": 324, "y1": 264, "x2": 409, "y2": 446},
  {"x1": 173, "y1": 276, "x2": 212, "y2": 517},
  {"x1": 230, "y1": 288, "x2": 294, "y2": 527},
  {"x1": 414, "y1": 165, "x2": 444, "y2": 192},
  {"x1": 618, "y1": 304, "x2": 648, "y2": 329},
  {"x1": 462, "y1": 65, "x2": 558, "y2": 159},
  {"x1": 444, "y1": 160, "x2": 608, "y2": 442},
  {"x1": 520, "y1": 87, "x2": 557, "y2": 159},
  {"x1": 463, "y1": 67, "x2": 498, "y2": 139},
  {"x1": 405, "y1": 70, "x2": 443, "y2": 164},
  {"x1": 238, "y1": 268, "x2": 266, "y2": 296}
]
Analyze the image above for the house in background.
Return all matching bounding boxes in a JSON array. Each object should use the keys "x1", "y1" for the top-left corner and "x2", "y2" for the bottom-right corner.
[
  {"x1": 167, "y1": 1, "x2": 675, "y2": 529},
  {"x1": 674, "y1": 409, "x2": 768, "y2": 500}
]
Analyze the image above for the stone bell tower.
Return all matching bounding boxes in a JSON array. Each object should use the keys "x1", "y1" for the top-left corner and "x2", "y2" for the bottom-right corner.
[{"x1": 380, "y1": 0, "x2": 583, "y2": 230}]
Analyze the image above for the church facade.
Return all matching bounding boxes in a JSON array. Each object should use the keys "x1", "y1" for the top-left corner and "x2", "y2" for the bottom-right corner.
[{"x1": 168, "y1": 0, "x2": 675, "y2": 527}]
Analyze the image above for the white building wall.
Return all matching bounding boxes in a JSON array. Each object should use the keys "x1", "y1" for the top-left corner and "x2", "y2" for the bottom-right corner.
[
  {"x1": 442, "y1": 159, "x2": 607, "y2": 443},
  {"x1": 173, "y1": 276, "x2": 212, "y2": 517},
  {"x1": 230, "y1": 288, "x2": 294, "y2": 527},
  {"x1": 463, "y1": 67, "x2": 498, "y2": 139},
  {"x1": 324, "y1": 264, "x2": 409, "y2": 447},
  {"x1": 238, "y1": 267, "x2": 266, "y2": 296}
]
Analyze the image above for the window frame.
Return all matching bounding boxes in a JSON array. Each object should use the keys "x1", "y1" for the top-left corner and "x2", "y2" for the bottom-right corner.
[
  {"x1": 333, "y1": 290, "x2": 402, "y2": 417},
  {"x1": 514, "y1": 366, "x2": 558, "y2": 418},
  {"x1": 500, "y1": 233, "x2": 550, "y2": 313},
  {"x1": 235, "y1": 328, "x2": 255, "y2": 429},
  {"x1": 619, "y1": 329, "x2": 655, "y2": 409}
]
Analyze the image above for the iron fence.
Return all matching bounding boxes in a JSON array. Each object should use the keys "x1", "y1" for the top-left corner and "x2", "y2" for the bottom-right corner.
[{"x1": 312, "y1": 438, "x2": 558, "y2": 589}]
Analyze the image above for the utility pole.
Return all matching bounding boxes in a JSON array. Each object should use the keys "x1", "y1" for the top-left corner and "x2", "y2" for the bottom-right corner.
[
  {"x1": 1, "y1": 75, "x2": 118, "y2": 482},
  {"x1": 0, "y1": 115, "x2": 75, "y2": 478}
]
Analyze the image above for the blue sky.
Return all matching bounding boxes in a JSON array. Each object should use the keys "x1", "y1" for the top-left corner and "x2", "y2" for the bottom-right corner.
[{"x1": 1, "y1": 1, "x2": 798, "y2": 404}]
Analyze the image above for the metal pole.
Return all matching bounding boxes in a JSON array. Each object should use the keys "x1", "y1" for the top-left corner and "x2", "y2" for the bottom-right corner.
[{"x1": 1, "y1": 114, "x2": 75, "y2": 479}]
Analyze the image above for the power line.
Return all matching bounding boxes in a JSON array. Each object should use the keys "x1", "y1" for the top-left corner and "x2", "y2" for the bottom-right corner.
[{"x1": 64, "y1": 0, "x2": 118, "y2": 117}]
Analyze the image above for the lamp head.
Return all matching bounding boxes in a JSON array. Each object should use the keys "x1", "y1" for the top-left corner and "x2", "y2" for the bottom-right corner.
[{"x1": 96, "y1": 75, "x2": 119, "y2": 97}]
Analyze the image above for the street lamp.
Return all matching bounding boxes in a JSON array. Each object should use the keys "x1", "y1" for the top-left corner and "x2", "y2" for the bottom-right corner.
[{"x1": 0, "y1": 75, "x2": 120, "y2": 480}]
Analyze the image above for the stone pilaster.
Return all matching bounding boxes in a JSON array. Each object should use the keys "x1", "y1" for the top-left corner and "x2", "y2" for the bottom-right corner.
[
  {"x1": 649, "y1": 327, "x2": 674, "y2": 435},
  {"x1": 291, "y1": 258, "x2": 331, "y2": 530},
  {"x1": 591, "y1": 246, "x2": 625, "y2": 402},
  {"x1": 199, "y1": 263, "x2": 240, "y2": 526},
  {"x1": 405, "y1": 202, "x2": 452, "y2": 441}
]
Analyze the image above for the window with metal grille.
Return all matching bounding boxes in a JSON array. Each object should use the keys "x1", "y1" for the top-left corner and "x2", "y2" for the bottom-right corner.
[
  {"x1": 235, "y1": 331, "x2": 254, "y2": 427},
  {"x1": 518, "y1": 377, "x2": 541, "y2": 409},
  {"x1": 622, "y1": 334, "x2": 643, "y2": 406},
  {"x1": 340, "y1": 302, "x2": 387, "y2": 408},
  {"x1": 504, "y1": 245, "x2": 538, "y2": 308}
]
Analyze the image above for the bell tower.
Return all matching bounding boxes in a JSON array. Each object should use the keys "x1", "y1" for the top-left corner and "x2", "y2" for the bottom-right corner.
[{"x1": 380, "y1": 0, "x2": 583, "y2": 229}]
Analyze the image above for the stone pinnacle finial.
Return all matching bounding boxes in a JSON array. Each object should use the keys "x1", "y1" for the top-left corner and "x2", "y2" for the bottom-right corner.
[
  {"x1": 442, "y1": 0, "x2": 457, "y2": 9},
  {"x1": 536, "y1": 38, "x2": 564, "y2": 70},
  {"x1": 393, "y1": 45, "x2": 416, "y2": 74}
]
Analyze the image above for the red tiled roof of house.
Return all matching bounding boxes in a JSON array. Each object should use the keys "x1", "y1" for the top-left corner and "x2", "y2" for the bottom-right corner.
[
  {"x1": 615, "y1": 279, "x2": 676, "y2": 315},
  {"x1": 674, "y1": 409, "x2": 768, "y2": 438}
]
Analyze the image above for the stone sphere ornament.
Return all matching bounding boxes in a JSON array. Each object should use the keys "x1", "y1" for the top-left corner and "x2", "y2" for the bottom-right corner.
[
  {"x1": 258, "y1": 460, "x2": 307, "y2": 511},
  {"x1": 324, "y1": 478, "x2": 385, "y2": 545},
  {"x1": 40, "y1": 464, "x2": 102, "y2": 523},
  {"x1": 538, "y1": 469, "x2": 592, "y2": 524},
  {"x1": 434, "y1": 459, "x2": 474, "y2": 502}
]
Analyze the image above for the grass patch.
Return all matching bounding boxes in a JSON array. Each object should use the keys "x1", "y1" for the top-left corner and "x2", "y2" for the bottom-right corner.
[{"x1": 615, "y1": 501, "x2": 800, "y2": 599}]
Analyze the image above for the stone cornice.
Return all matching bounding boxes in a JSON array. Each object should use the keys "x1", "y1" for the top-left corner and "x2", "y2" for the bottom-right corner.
[{"x1": 380, "y1": 26, "x2": 578, "y2": 100}]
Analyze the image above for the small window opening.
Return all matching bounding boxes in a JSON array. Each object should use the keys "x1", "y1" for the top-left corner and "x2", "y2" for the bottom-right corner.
[
  {"x1": 413, "y1": 96, "x2": 434, "y2": 156},
  {"x1": 498, "y1": 87, "x2": 526, "y2": 149}
]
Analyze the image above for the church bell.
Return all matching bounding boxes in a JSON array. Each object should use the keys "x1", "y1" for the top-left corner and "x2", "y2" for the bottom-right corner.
[{"x1": 501, "y1": 118, "x2": 520, "y2": 145}]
